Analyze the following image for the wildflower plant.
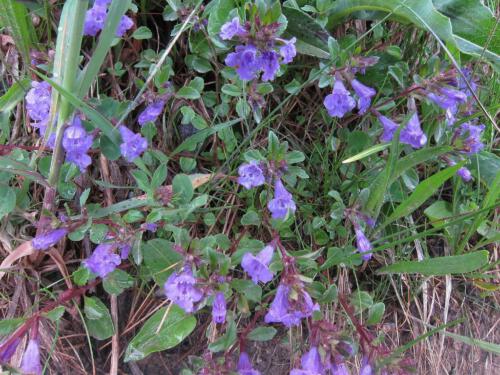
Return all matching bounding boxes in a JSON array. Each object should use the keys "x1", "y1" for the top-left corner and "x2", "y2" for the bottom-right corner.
[{"x1": 0, "y1": 0, "x2": 497, "y2": 374}]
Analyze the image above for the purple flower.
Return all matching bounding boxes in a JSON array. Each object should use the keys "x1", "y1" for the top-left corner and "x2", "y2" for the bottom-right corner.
[
  {"x1": 458, "y1": 123, "x2": 485, "y2": 155},
  {"x1": 280, "y1": 37, "x2": 297, "y2": 64},
  {"x1": 378, "y1": 115, "x2": 399, "y2": 142},
  {"x1": 225, "y1": 44, "x2": 261, "y2": 81},
  {"x1": 0, "y1": 338, "x2": 20, "y2": 363},
  {"x1": 264, "y1": 284, "x2": 319, "y2": 327},
  {"x1": 62, "y1": 117, "x2": 94, "y2": 172},
  {"x1": 360, "y1": 358, "x2": 373, "y2": 375},
  {"x1": 83, "y1": 3, "x2": 108, "y2": 36},
  {"x1": 21, "y1": 339, "x2": 42, "y2": 375},
  {"x1": 355, "y1": 227, "x2": 372, "y2": 261},
  {"x1": 427, "y1": 87, "x2": 467, "y2": 125},
  {"x1": 323, "y1": 80, "x2": 356, "y2": 118},
  {"x1": 457, "y1": 167, "x2": 472, "y2": 182},
  {"x1": 144, "y1": 223, "x2": 158, "y2": 232},
  {"x1": 26, "y1": 81, "x2": 52, "y2": 135},
  {"x1": 290, "y1": 347, "x2": 324, "y2": 375},
  {"x1": 164, "y1": 266, "x2": 204, "y2": 313},
  {"x1": 350, "y1": 79, "x2": 376, "y2": 114},
  {"x1": 138, "y1": 100, "x2": 165, "y2": 126},
  {"x1": 400, "y1": 113, "x2": 427, "y2": 149},
  {"x1": 119, "y1": 243, "x2": 131, "y2": 259},
  {"x1": 241, "y1": 245, "x2": 274, "y2": 284},
  {"x1": 237, "y1": 352, "x2": 261, "y2": 375},
  {"x1": 119, "y1": 125, "x2": 148, "y2": 162},
  {"x1": 32, "y1": 228, "x2": 68, "y2": 251},
  {"x1": 237, "y1": 161, "x2": 265, "y2": 189},
  {"x1": 212, "y1": 292, "x2": 226, "y2": 324},
  {"x1": 331, "y1": 361, "x2": 350, "y2": 375},
  {"x1": 116, "y1": 15, "x2": 133, "y2": 37},
  {"x1": 267, "y1": 180, "x2": 296, "y2": 220},
  {"x1": 260, "y1": 50, "x2": 280, "y2": 82},
  {"x1": 83, "y1": 243, "x2": 121, "y2": 278},
  {"x1": 220, "y1": 17, "x2": 246, "y2": 40},
  {"x1": 457, "y1": 68, "x2": 478, "y2": 97}
]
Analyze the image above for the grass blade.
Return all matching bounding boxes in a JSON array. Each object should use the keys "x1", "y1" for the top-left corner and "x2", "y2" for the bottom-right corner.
[
  {"x1": 77, "y1": 0, "x2": 132, "y2": 98},
  {"x1": 380, "y1": 162, "x2": 463, "y2": 229}
]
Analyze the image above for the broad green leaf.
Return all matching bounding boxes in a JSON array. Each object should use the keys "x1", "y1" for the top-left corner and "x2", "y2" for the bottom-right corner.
[
  {"x1": 83, "y1": 296, "x2": 115, "y2": 340},
  {"x1": 366, "y1": 302, "x2": 385, "y2": 325},
  {"x1": 377, "y1": 250, "x2": 489, "y2": 275},
  {"x1": 381, "y1": 163, "x2": 463, "y2": 228},
  {"x1": 282, "y1": 6, "x2": 330, "y2": 58},
  {"x1": 43, "y1": 306, "x2": 65, "y2": 322},
  {"x1": 132, "y1": 26, "x2": 153, "y2": 40},
  {"x1": 173, "y1": 174, "x2": 194, "y2": 204},
  {"x1": 0, "y1": 186, "x2": 16, "y2": 219},
  {"x1": 472, "y1": 151, "x2": 500, "y2": 186},
  {"x1": 247, "y1": 326, "x2": 277, "y2": 342},
  {"x1": 176, "y1": 87, "x2": 201, "y2": 100},
  {"x1": 125, "y1": 305, "x2": 196, "y2": 362},
  {"x1": 0, "y1": 317, "x2": 25, "y2": 335},
  {"x1": 143, "y1": 239, "x2": 183, "y2": 285},
  {"x1": 207, "y1": 0, "x2": 234, "y2": 37},
  {"x1": 424, "y1": 200, "x2": 453, "y2": 227},
  {"x1": 230, "y1": 279, "x2": 262, "y2": 303},
  {"x1": 103, "y1": 269, "x2": 134, "y2": 295}
]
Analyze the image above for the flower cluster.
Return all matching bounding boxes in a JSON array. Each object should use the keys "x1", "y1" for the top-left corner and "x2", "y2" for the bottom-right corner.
[
  {"x1": 220, "y1": 17, "x2": 296, "y2": 82},
  {"x1": 26, "y1": 81, "x2": 54, "y2": 144},
  {"x1": 83, "y1": 243, "x2": 122, "y2": 278},
  {"x1": 237, "y1": 160, "x2": 297, "y2": 220},
  {"x1": 138, "y1": 100, "x2": 166, "y2": 126},
  {"x1": 377, "y1": 112, "x2": 427, "y2": 149},
  {"x1": 241, "y1": 244, "x2": 275, "y2": 284},
  {"x1": 265, "y1": 282, "x2": 319, "y2": 327},
  {"x1": 119, "y1": 125, "x2": 148, "y2": 162},
  {"x1": 83, "y1": 0, "x2": 133, "y2": 37},
  {"x1": 164, "y1": 265, "x2": 204, "y2": 313},
  {"x1": 62, "y1": 117, "x2": 94, "y2": 172}
]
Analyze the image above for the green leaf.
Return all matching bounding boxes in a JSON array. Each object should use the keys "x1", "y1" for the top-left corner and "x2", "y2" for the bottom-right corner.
[
  {"x1": 0, "y1": 1, "x2": 35, "y2": 67},
  {"x1": 241, "y1": 211, "x2": 261, "y2": 226},
  {"x1": 176, "y1": 87, "x2": 201, "y2": 100},
  {"x1": 172, "y1": 119, "x2": 240, "y2": 155},
  {"x1": 443, "y1": 331, "x2": 500, "y2": 355},
  {"x1": 151, "y1": 163, "x2": 168, "y2": 190},
  {"x1": 350, "y1": 290, "x2": 373, "y2": 313},
  {"x1": 143, "y1": 239, "x2": 183, "y2": 285},
  {"x1": 208, "y1": 319, "x2": 237, "y2": 352},
  {"x1": 424, "y1": 200, "x2": 452, "y2": 227},
  {"x1": 230, "y1": 279, "x2": 262, "y2": 303},
  {"x1": 43, "y1": 306, "x2": 65, "y2": 322},
  {"x1": 207, "y1": 0, "x2": 234, "y2": 36},
  {"x1": 90, "y1": 224, "x2": 108, "y2": 244},
  {"x1": 221, "y1": 84, "x2": 241, "y2": 97},
  {"x1": 282, "y1": 6, "x2": 330, "y2": 58},
  {"x1": 84, "y1": 296, "x2": 115, "y2": 340},
  {"x1": 0, "y1": 78, "x2": 30, "y2": 113},
  {"x1": 132, "y1": 26, "x2": 153, "y2": 39},
  {"x1": 0, "y1": 185, "x2": 16, "y2": 219},
  {"x1": 327, "y1": 0, "x2": 499, "y2": 70},
  {"x1": 377, "y1": 250, "x2": 489, "y2": 276},
  {"x1": 72, "y1": 267, "x2": 91, "y2": 286},
  {"x1": 103, "y1": 269, "x2": 134, "y2": 295},
  {"x1": 472, "y1": 151, "x2": 500, "y2": 186},
  {"x1": 366, "y1": 302, "x2": 385, "y2": 325},
  {"x1": 247, "y1": 326, "x2": 277, "y2": 342},
  {"x1": 381, "y1": 163, "x2": 463, "y2": 228},
  {"x1": 0, "y1": 317, "x2": 25, "y2": 335},
  {"x1": 125, "y1": 305, "x2": 196, "y2": 362},
  {"x1": 173, "y1": 174, "x2": 194, "y2": 204}
]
